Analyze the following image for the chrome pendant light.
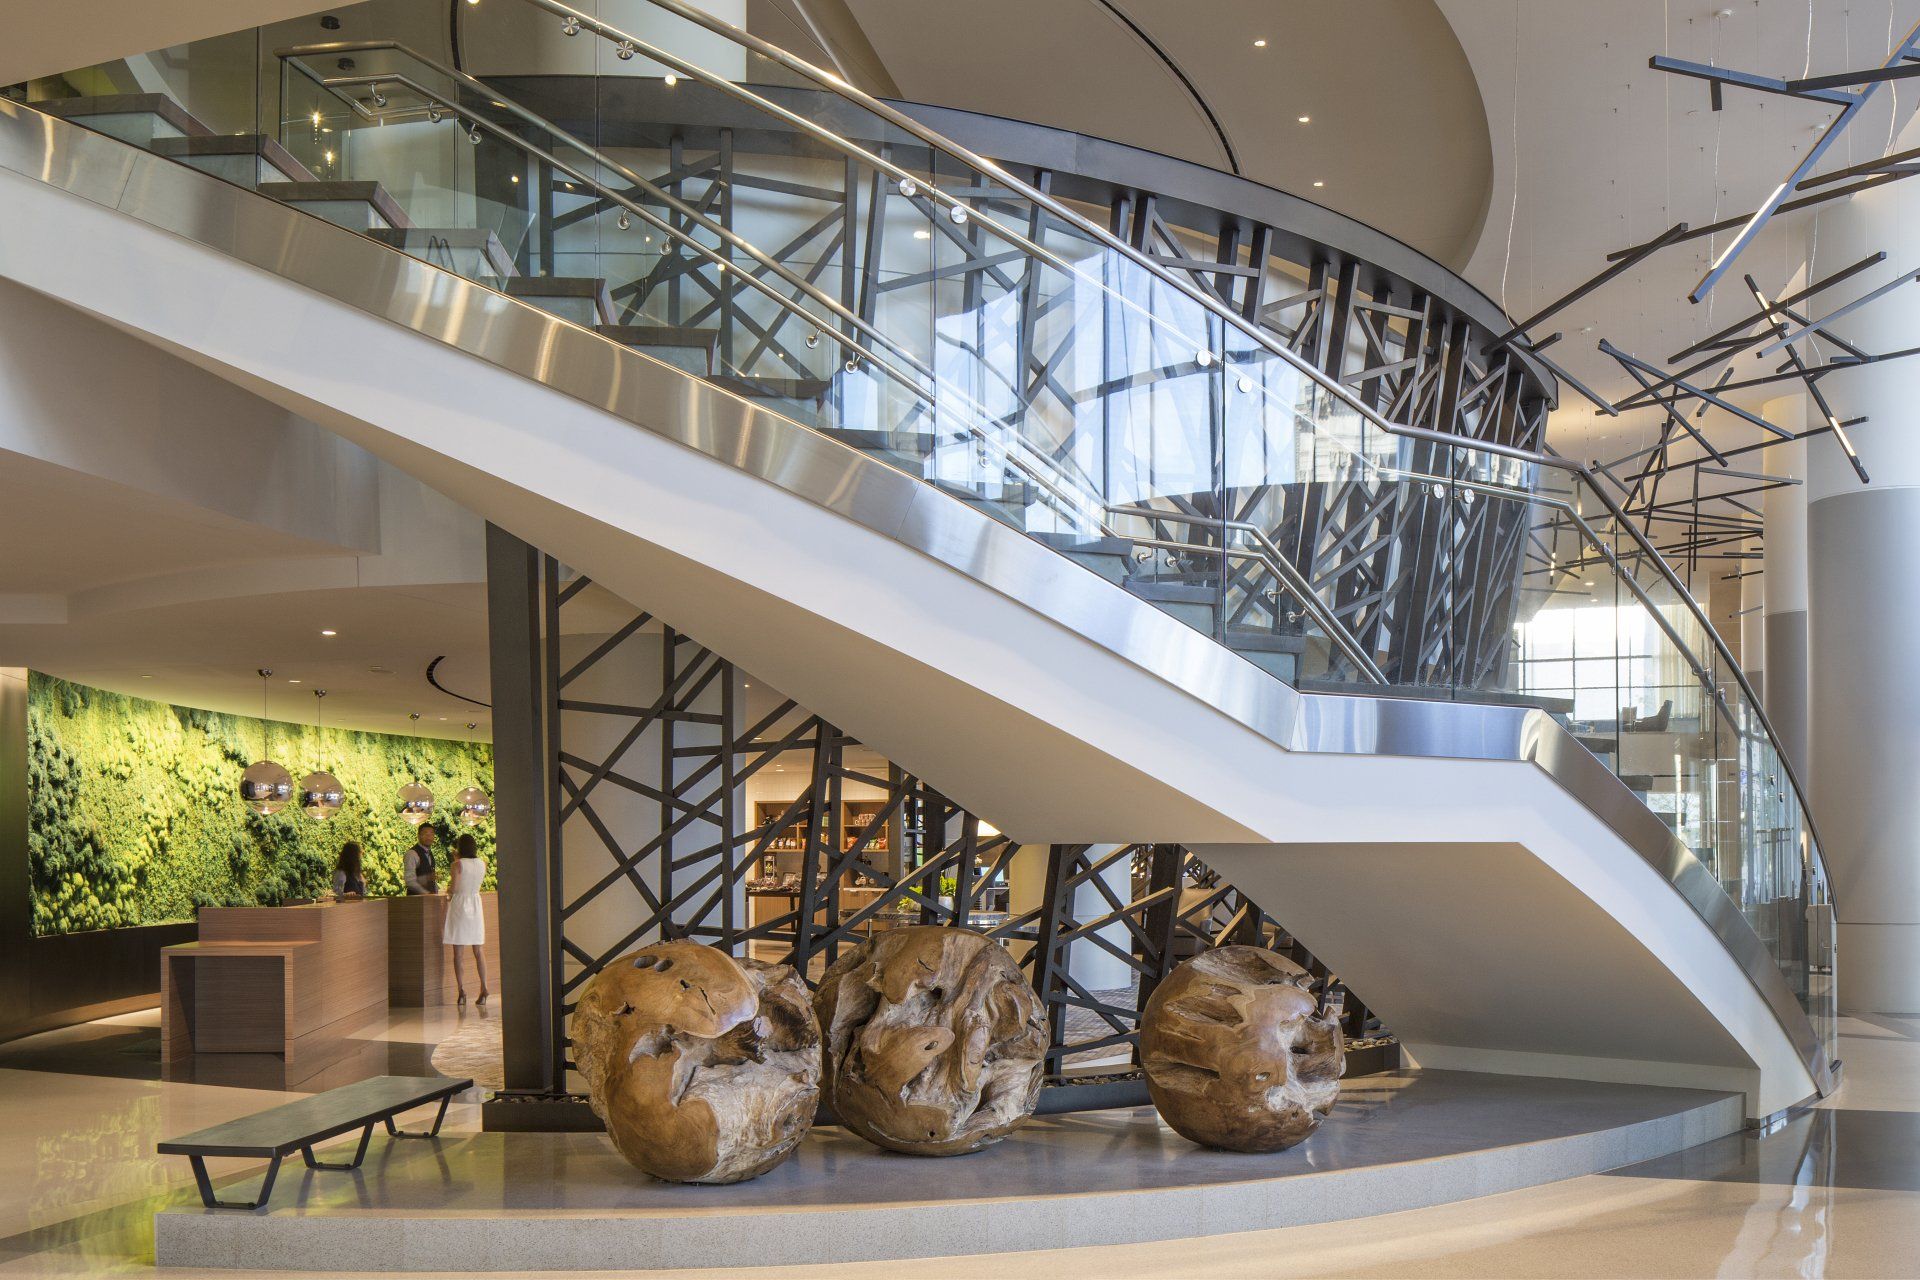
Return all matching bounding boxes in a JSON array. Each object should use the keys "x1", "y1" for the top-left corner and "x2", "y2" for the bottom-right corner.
[
  {"x1": 398, "y1": 711, "x2": 435, "y2": 827},
  {"x1": 298, "y1": 689, "x2": 344, "y2": 821},
  {"x1": 456, "y1": 721, "x2": 492, "y2": 827},
  {"x1": 240, "y1": 668, "x2": 293, "y2": 816}
]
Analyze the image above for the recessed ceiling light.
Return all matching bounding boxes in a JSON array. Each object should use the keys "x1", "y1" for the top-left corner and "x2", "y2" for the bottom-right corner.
[
  {"x1": 141, "y1": 673, "x2": 152, "y2": 679},
  {"x1": 1313, "y1": 180, "x2": 1325, "y2": 188},
  {"x1": 288, "y1": 679, "x2": 302, "y2": 684},
  {"x1": 510, "y1": 174, "x2": 519, "y2": 183},
  {"x1": 320, "y1": 629, "x2": 337, "y2": 637},
  {"x1": 1297, "y1": 115, "x2": 1310, "y2": 124},
  {"x1": 1253, "y1": 38, "x2": 1267, "y2": 48}
]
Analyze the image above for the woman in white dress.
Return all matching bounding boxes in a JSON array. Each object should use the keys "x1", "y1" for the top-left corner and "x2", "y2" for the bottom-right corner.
[{"x1": 443, "y1": 833, "x2": 490, "y2": 1007}]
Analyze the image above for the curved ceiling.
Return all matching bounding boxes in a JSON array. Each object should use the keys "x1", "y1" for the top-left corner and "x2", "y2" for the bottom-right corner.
[{"x1": 752, "y1": 0, "x2": 1495, "y2": 268}]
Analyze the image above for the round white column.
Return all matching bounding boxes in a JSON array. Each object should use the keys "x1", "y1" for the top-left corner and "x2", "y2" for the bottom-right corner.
[{"x1": 1802, "y1": 152, "x2": 1920, "y2": 1013}]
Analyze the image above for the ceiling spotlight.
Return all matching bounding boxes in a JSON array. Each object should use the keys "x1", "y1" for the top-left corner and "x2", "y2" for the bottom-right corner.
[
  {"x1": 1297, "y1": 115, "x2": 1310, "y2": 124},
  {"x1": 510, "y1": 174, "x2": 520, "y2": 183},
  {"x1": 663, "y1": 73, "x2": 679, "y2": 87},
  {"x1": 1313, "y1": 180, "x2": 1325, "y2": 188},
  {"x1": 320, "y1": 629, "x2": 337, "y2": 637},
  {"x1": 1254, "y1": 38, "x2": 1267, "y2": 47},
  {"x1": 288, "y1": 678, "x2": 302, "y2": 684}
]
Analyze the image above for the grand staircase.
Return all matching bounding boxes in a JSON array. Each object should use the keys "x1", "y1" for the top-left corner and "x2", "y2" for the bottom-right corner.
[{"x1": 0, "y1": 0, "x2": 1837, "y2": 1119}]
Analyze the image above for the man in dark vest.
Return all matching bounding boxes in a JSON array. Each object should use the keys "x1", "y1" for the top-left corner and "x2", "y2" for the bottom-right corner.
[{"x1": 403, "y1": 825, "x2": 439, "y2": 895}]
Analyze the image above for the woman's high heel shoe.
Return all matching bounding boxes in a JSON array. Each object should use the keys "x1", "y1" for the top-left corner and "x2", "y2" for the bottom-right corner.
[
  {"x1": 476, "y1": 990, "x2": 489, "y2": 1007},
  {"x1": 456, "y1": 991, "x2": 467, "y2": 1007}
]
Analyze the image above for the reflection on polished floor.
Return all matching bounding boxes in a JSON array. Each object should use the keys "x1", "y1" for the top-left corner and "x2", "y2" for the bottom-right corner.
[{"x1": 0, "y1": 1013, "x2": 1913, "y2": 1276}]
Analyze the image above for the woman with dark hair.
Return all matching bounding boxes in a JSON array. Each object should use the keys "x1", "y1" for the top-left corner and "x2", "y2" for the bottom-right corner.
[
  {"x1": 331, "y1": 842, "x2": 366, "y2": 898},
  {"x1": 443, "y1": 833, "x2": 489, "y2": 1006}
]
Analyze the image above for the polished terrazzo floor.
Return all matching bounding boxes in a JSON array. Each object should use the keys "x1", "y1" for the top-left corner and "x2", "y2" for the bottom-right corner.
[{"x1": 0, "y1": 1008, "x2": 1913, "y2": 1276}]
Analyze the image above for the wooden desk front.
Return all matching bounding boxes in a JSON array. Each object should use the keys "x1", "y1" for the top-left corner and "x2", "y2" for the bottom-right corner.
[
  {"x1": 387, "y1": 891, "x2": 500, "y2": 1006},
  {"x1": 168, "y1": 900, "x2": 389, "y2": 1061}
]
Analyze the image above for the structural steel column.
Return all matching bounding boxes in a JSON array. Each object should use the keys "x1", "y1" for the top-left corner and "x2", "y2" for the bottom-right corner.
[{"x1": 484, "y1": 523, "x2": 557, "y2": 1092}]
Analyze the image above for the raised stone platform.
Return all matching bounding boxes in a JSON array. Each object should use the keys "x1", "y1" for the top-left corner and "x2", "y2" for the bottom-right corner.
[{"x1": 155, "y1": 1070, "x2": 1742, "y2": 1272}]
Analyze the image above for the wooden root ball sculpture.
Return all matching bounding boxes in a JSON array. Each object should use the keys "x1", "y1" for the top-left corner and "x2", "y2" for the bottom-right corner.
[
  {"x1": 1140, "y1": 946, "x2": 1343, "y2": 1153},
  {"x1": 814, "y1": 925, "x2": 1047, "y2": 1156},
  {"x1": 571, "y1": 940, "x2": 821, "y2": 1184}
]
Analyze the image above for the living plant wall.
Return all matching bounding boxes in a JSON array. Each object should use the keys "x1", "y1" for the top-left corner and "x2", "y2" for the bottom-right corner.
[{"x1": 26, "y1": 672, "x2": 494, "y2": 936}]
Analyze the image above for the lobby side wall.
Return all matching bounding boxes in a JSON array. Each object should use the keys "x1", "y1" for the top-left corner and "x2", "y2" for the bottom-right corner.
[{"x1": 0, "y1": 667, "x2": 195, "y2": 1044}]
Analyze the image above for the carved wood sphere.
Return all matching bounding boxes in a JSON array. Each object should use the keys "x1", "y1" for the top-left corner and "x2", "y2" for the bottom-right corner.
[
  {"x1": 814, "y1": 925, "x2": 1046, "y2": 1156},
  {"x1": 571, "y1": 941, "x2": 821, "y2": 1183},
  {"x1": 1140, "y1": 946, "x2": 1343, "y2": 1153}
]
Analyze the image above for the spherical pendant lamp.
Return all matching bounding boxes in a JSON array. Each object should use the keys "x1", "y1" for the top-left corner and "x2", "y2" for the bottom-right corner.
[
  {"x1": 455, "y1": 722, "x2": 492, "y2": 826},
  {"x1": 241, "y1": 760, "x2": 294, "y2": 816},
  {"x1": 240, "y1": 668, "x2": 293, "y2": 816},
  {"x1": 398, "y1": 780, "x2": 436, "y2": 826},
  {"x1": 456, "y1": 786, "x2": 493, "y2": 827},
  {"x1": 298, "y1": 690, "x2": 345, "y2": 821},
  {"x1": 398, "y1": 712, "x2": 435, "y2": 826}
]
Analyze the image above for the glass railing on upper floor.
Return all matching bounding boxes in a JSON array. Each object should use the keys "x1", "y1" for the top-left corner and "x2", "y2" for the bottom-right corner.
[{"x1": 1, "y1": 0, "x2": 1835, "y2": 1085}]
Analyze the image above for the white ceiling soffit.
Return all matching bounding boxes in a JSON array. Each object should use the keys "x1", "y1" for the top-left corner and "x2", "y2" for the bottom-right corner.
[
  {"x1": 1439, "y1": 0, "x2": 1920, "y2": 470},
  {"x1": 0, "y1": 0, "x2": 338, "y2": 86},
  {"x1": 791, "y1": 0, "x2": 1493, "y2": 268}
]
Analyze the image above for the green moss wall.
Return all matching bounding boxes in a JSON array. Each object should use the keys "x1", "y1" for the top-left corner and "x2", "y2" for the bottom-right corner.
[{"x1": 27, "y1": 672, "x2": 494, "y2": 936}]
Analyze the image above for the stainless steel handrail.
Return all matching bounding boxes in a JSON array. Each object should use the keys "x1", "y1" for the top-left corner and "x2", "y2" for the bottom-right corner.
[
  {"x1": 1106, "y1": 504, "x2": 1389, "y2": 684},
  {"x1": 277, "y1": 42, "x2": 1394, "y2": 687},
  {"x1": 514, "y1": 0, "x2": 1834, "y2": 879},
  {"x1": 218, "y1": 12, "x2": 1860, "y2": 925}
]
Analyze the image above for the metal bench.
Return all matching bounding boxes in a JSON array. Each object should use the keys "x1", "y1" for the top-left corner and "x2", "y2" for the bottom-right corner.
[{"x1": 158, "y1": 1074, "x2": 471, "y2": 1210}]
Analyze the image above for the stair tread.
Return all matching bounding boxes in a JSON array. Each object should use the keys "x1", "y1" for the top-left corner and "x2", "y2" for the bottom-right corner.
[
  {"x1": 35, "y1": 93, "x2": 211, "y2": 137},
  {"x1": 367, "y1": 228, "x2": 517, "y2": 280},
  {"x1": 259, "y1": 180, "x2": 413, "y2": 230},
  {"x1": 815, "y1": 426, "x2": 936, "y2": 453},
  {"x1": 711, "y1": 374, "x2": 831, "y2": 401},
  {"x1": 1124, "y1": 579, "x2": 1219, "y2": 603},
  {"x1": 149, "y1": 133, "x2": 316, "y2": 181},
  {"x1": 505, "y1": 276, "x2": 616, "y2": 326},
  {"x1": 594, "y1": 324, "x2": 718, "y2": 351}
]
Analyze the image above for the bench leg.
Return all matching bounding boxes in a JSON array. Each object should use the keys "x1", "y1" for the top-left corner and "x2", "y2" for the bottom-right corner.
[
  {"x1": 302, "y1": 1124, "x2": 375, "y2": 1170},
  {"x1": 188, "y1": 1153, "x2": 284, "y2": 1211},
  {"x1": 384, "y1": 1093, "x2": 453, "y2": 1140}
]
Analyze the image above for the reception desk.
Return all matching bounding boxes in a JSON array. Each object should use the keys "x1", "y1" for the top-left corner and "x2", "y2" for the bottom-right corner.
[
  {"x1": 388, "y1": 891, "x2": 500, "y2": 1006},
  {"x1": 160, "y1": 899, "x2": 388, "y2": 1065}
]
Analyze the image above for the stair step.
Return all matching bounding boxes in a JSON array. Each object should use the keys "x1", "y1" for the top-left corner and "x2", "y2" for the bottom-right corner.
[
  {"x1": 813, "y1": 426, "x2": 937, "y2": 457},
  {"x1": 259, "y1": 180, "x2": 412, "y2": 232},
  {"x1": 1223, "y1": 630, "x2": 1306, "y2": 655},
  {"x1": 368, "y1": 228, "x2": 517, "y2": 286},
  {"x1": 930, "y1": 477, "x2": 1039, "y2": 507},
  {"x1": 710, "y1": 375, "x2": 831, "y2": 402},
  {"x1": 505, "y1": 276, "x2": 616, "y2": 327},
  {"x1": 1124, "y1": 579, "x2": 1218, "y2": 605},
  {"x1": 35, "y1": 94, "x2": 210, "y2": 147},
  {"x1": 150, "y1": 133, "x2": 315, "y2": 187},
  {"x1": 595, "y1": 325, "x2": 717, "y2": 375}
]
